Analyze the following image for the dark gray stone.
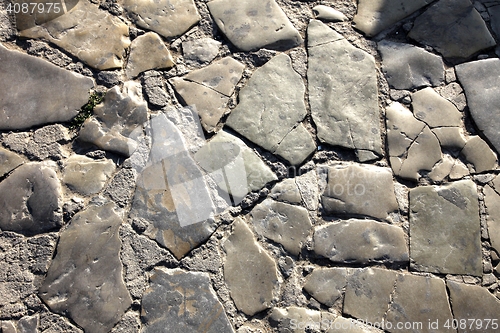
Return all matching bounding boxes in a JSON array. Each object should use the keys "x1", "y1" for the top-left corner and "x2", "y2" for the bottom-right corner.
[
  {"x1": 0, "y1": 163, "x2": 62, "y2": 236},
  {"x1": 409, "y1": 0, "x2": 496, "y2": 60},
  {"x1": 141, "y1": 268, "x2": 234, "y2": 333},
  {"x1": 0, "y1": 43, "x2": 94, "y2": 131},
  {"x1": 39, "y1": 203, "x2": 132, "y2": 333},
  {"x1": 378, "y1": 41, "x2": 445, "y2": 90}
]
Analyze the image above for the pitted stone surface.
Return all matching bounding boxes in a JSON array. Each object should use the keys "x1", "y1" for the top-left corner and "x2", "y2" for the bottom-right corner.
[
  {"x1": 182, "y1": 38, "x2": 221, "y2": 66},
  {"x1": 18, "y1": 0, "x2": 130, "y2": 70},
  {"x1": 409, "y1": 0, "x2": 496, "y2": 60},
  {"x1": 353, "y1": 0, "x2": 433, "y2": 37},
  {"x1": 62, "y1": 155, "x2": 116, "y2": 195},
  {"x1": 79, "y1": 82, "x2": 148, "y2": 157},
  {"x1": 484, "y1": 184, "x2": 500, "y2": 255},
  {"x1": 226, "y1": 53, "x2": 315, "y2": 165},
  {"x1": 121, "y1": 0, "x2": 200, "y2": 39},
  {"x1": 0, "y1": 147, "x2": 24, "y2": 178},
  {"x1": 131, "y1": 113, "x2": 215, "y2": 259},
  {"x1": 321, "y1": 164, "x2": 398, "y2": 220},
  {"x1": 303, "y1": 268, "x2": 348, "y2": 307},
  {"x1": 141, "y1": 268, "x2": 234, "y2": 333},
  {"x1": 456, "y1": 59, "x2": 500, "y2": 154},
  {"x1": 250, "y1": 199, "x2": 312, "y2": 256},
  {"x1": 308, "y1": 20, "x2": 382, "y2": 160},
  {"x1": 378, "y1": 41, "x2": 445, "y2": 90},
  {"x1": 312, "y1": 5, "x2": 347, "y2": 22},
  {"x1": 125, "y1": 32, "x2": 174, "y2": 79},
  {"x1": 194, "y1": 131, "x2": 277, "y2": 205},
  {"x1": 313, "y1": 219, "x2": 408, "y2": 264},
  {"x1": 207, "y1": 0, "x2": 302, "y2": 52},
  {"x1": 462, "y1": 136, "x2": 498, "y2": 173},
  {"x1": 409, "y1": 180, "x2": 482, "y2": 275},
  {"x1": 0, "y1": 43, "x2": 94, "y2": 131},
  {"x1": 39, "y1": 203, "x2": 132, "y2": 333},
  {"x1": 411, "y1": 88, "x2": 462, "y2": 127},
  {"x1": 0, "y1": 163, "x2": 62, "y2": 236},
  {"x1": 223, "y1": 218, "x2": 279, "y2": 316},
  {"x1": 447, "y1": 281, "x2": 500, "y2": 333}
]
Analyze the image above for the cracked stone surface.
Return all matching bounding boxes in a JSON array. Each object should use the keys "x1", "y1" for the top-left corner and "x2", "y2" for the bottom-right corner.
[
  {"x1": 207, "y1": 0, "x2": 302, "y2": 51},
  {"x1": 125, "y1": 32, "x2": 174, "y2": 79},
  {"x1": 409, "y1": 0, "x2": 496, "y2": 60},
  {"x1": 321, "y1": 164, "x2": 398, "y2": 220},
  {"x1": 0, "y1": 148, "x2": 24, "y2": 178},
  {"x1": 18, "y1": 0, "x2": 130, "y2": 70},
  {"x1": 223, "y1": 218, "x2": 279, "y2": 316},
  {"x1": 226, "y1": 53, "x2": 315, "y2": 165},
  {"x1": 39, "y1": 203, "x2": 131, "y2": 333},
  {"x1": 308, "y1": 20, "x2": 382, "y2": 161},
  {"x1": 411, "y1": 88, "x2": 462, "y2": 127},
  {"x1": 409, "y1": 180, "x2": 482, "y2": 275},
  {"x1": 62, "y1": 155, "x2": 116, "y2": 195},
  {"x1": 303, "y1": 268, "x2": 348, "y2": 307},
  {"x1": 313, "y1": 219, "x2": 408, "y2": 264},
  {"x1": 141, "y1": 268, "x2": 233, "y2": 333},
  {"x1": 121, "y1": 0, "x2": 200, "y2": 39},
  {"x1": 0, "y1": 43, "x2": 94, "y2": 131},
  {"x1": 378, "y1": 41, "x2": 445, "y2": 90}
]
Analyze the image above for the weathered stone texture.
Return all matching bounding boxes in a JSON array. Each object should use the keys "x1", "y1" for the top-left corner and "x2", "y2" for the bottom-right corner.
[{"x1": 125, "y1": 32, "x2": 174, "y2": 78}]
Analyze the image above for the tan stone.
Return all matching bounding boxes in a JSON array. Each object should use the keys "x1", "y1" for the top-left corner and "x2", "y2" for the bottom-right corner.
[{"x1": 126, "y1": 32, "x2": 174, "y2": 78}]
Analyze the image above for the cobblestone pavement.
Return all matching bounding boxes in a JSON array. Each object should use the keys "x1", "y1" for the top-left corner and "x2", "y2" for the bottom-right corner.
[{"x1": 1, "y1": 0, "x2": 500, "y2": 332}]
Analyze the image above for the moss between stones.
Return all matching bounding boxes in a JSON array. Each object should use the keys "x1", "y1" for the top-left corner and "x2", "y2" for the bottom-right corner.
[{"x1": 69, "y1": 91, "x2": 104, "y2": 130}]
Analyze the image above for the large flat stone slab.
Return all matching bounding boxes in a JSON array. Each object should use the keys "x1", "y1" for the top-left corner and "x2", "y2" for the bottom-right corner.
[
  {"x1": 456, "y1": 59, "x2": 500, "y2": 154},
  {"x1": 226, "y1": 54, "x2": 315, "y2": 165},
  {"x1": 308, "y1": 20, "x2": 382, "y2": 161},
  {"x1": 0, "y1": 43, "x2": 94, "y2": 131},
  {"x1": 353, "y1": 0, "x2": 433, "y2": 37},
  {"x1": 321, "y1": 164, "x2": 398, "y2": 220},
  {"x1": 409, "y1": 180, "x2": 482, "y2": 276},
  {"x1": 313, "y1": 219, "x2": 408, "y2": 264},
  {"x1": 18, "y1": 0, "x2": 130, "y2": 70},
  {"x1": 223, "y1": 218, "x2": 279, "y2": 316},
  {"x1": 79, "y1": 82, "x2": 148, "y2": 157},
  {"x1": 0, "y1": 163, "x2": 62, "y2": 236},
  {"x1": 130, "y1": 113, "x2": 216, "y2": 259},
  {"x1": 207, "y1": 0, "x2": 302, "y2": 51},
  {"x1": 121, "y1": 0, "x2": 200, "y2": 39},
  {"x1": 409, "y1": 0, "x2": 496, "y2": 60},
  {"x1": 39, "y1": 203, "x2": 132, "y2": 333},
  {"x1": 378, "y1": 40, "x2": 444, "y2": 90},
  {"x1": 250, "y1": 199, "x2": 312, "y2": 256},
  {"x1": 141, "y1": 268, "x2": 234, "y2": 333}
]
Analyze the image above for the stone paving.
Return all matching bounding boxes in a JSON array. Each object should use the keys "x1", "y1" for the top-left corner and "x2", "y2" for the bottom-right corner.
[{"x1": 2, "y1": 0, "x2": 500, "y2": 332}]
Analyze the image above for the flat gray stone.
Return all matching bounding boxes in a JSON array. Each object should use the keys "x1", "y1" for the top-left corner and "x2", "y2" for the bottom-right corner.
[
  {"x1": 303, "y1": 268, "x2": 348, "y2": 307},
  {"x1": 131, "y1": 113, "x2": 215, "y2": 259},
  {"x1": 39, "y1": 203, "x2": 132, "y2": 333},
  {"x1": 344, "y1": 268, "x2": 397, "y2": 324},
  {"x1": 270, "y1": 179, "x2": 302, "y2": 204},
  {"x1": 353, "y1": 0, "x2": 433, "y2": 36},
  {"x1": 0, "y1": 148, "x2": 24, "y2": 178},
  {"x1": 462, "y1": 136, "x2": 498, "y2": 173},
  {"x1": 432, "y1": 127, "x2": 467, "y2": 149},
  {"x1": 409, "y1": 0, "x2": 496, "y2": 60},
  {"x1": 447, "y1": 281, "x2": 500, "y2": 333},
  {"x1": 378, "y1": 40, "x2": 445, "y2": 90},
  {"x1": 125, "y1": 32, "x2": 174, "y2": 78},
  {"x1": 409, "y1": 180, "x2": 482, "y2": 276},
  {"x1": 141, "y1": 268, "x2": 234, "y2": 333},
  {"x1": 194, "y1": 131, "x2": 277, "y2": 205},
  {"x1": 321, "y1": 164, "x2": 398, "y2": 220},
  {"x1": 62, "y1": 155, "x2": 116, "y2": 195},
  {"x1": 484, "y1": 185, "x2": 500, "y2": 255},
  {"x1": 223, "y1": 218, "x2": 279, "y2": 316},
  {"x1": 295, "y1": 170, "x2": 319, "y2": 211},
  {"x1": 308, "y1": 20, "x2": 382, "y2": 160},
  {"x1": 250, "y1": 199, "x2": 312, "y2": 256},
  {"x1": 411, "y1": 88, "x2": 462, "y2": 127},
  {"x1": 456, "y1": 59, "x2": 500, "y2": 154},
  {"x1": 227, "y1": 54, "x2": 315, "y2": 165},
  {"x1": 313, "y1": 219, "x2": 408, "y2": 264},
  {"x1": 121, "y1": 0, "x2": 200, "y2": 39},
  {"x1": 79, "y1": 82, "x2": 148, "y2": 157},
  {"x1": 18, "y1": 0, "x2": 130, "y2": 70},
  {"x1": 386, "y1": 275, "x2": 453, "y2": 333},
  {"x1": 0, "y1": 163, "x2": 62, "y2": 236},
  {"x1": 312, "y1": 5, "x2": 347, "y2": 22},
  {"x1": 182, "y1": 38, "x2": 221, "y2": 66},
  {"x1": 208, "y1": 0, "x2": 302, "y2": 51},
  {"x1": 269, "y1": 307, "x2": 324, "y2": 333},
  {"x1": 428, "y1": 155, "x2": 455, "y2": 182},
  {"x1": 0, "y1": 43, "x2": 94, "y2": 131}
]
